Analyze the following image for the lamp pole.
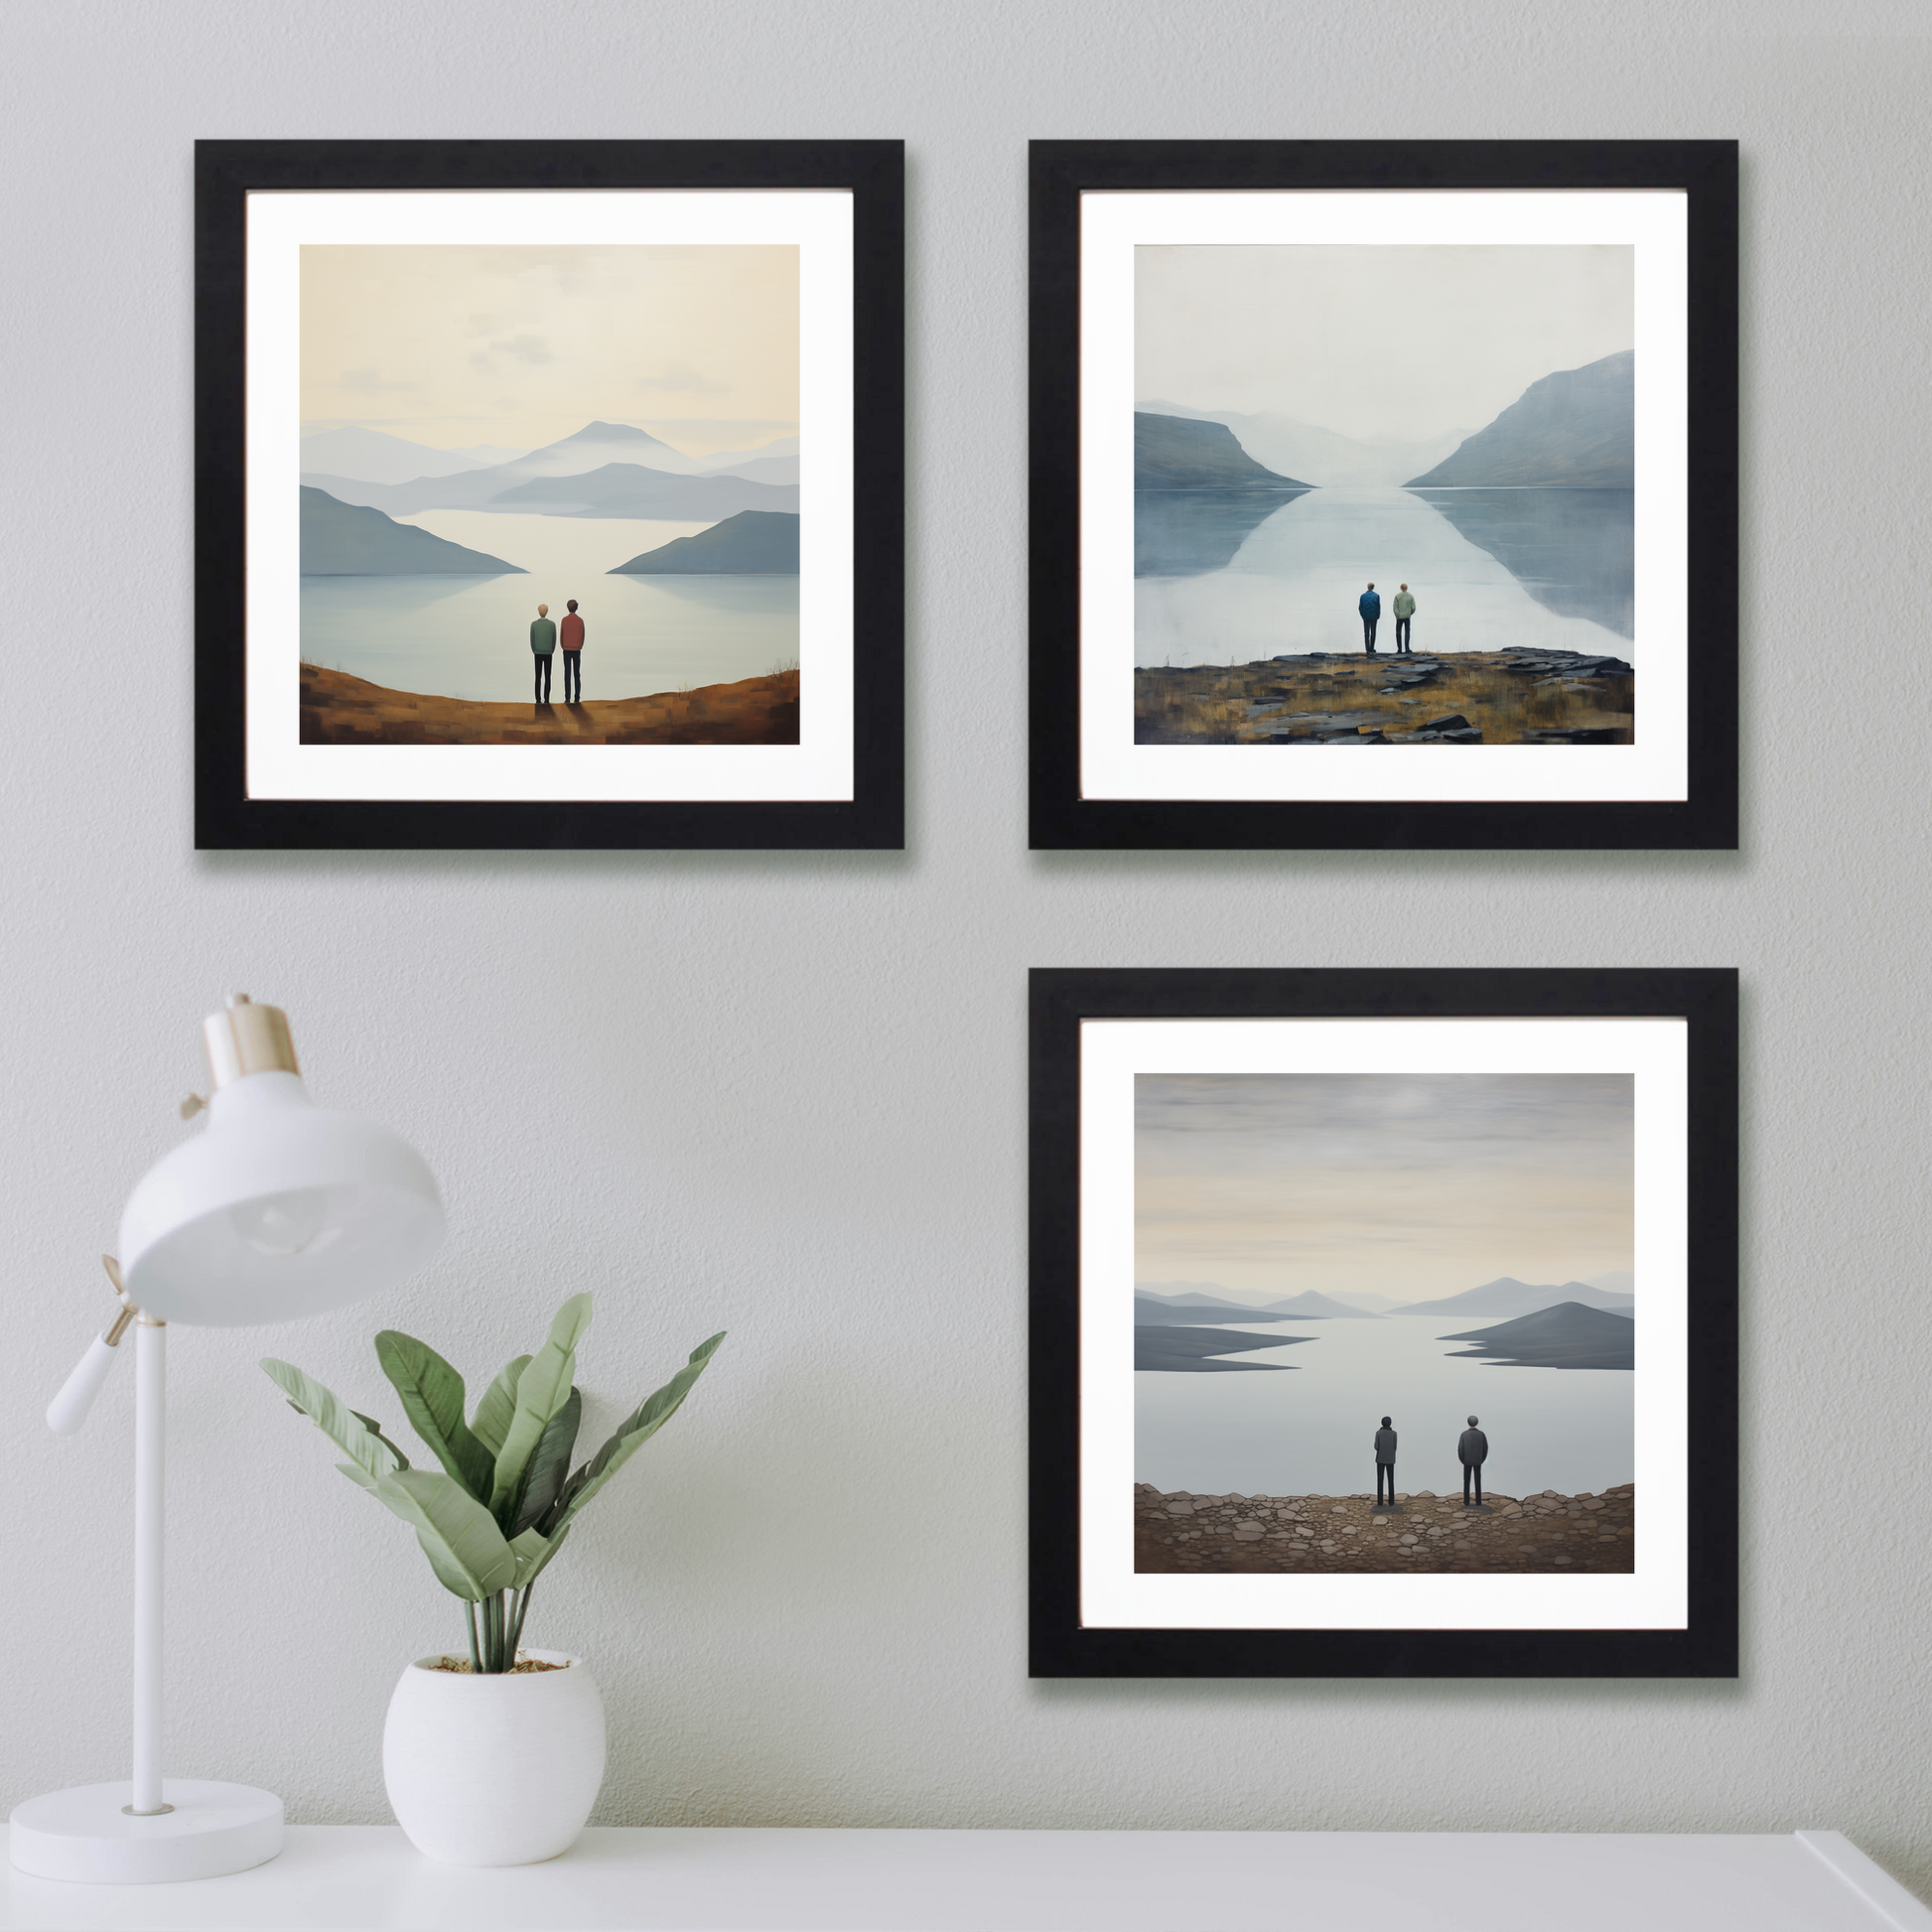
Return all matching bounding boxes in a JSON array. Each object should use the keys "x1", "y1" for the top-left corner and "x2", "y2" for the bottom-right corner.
[{"x1": 129, "y1": 1316, "x2": 168, "y2": 1820}]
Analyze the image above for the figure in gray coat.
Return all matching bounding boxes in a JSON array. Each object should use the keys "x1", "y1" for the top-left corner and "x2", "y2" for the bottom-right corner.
[
  {"x1": 1374, "y1": 1416, "x2": 1398, "y2": 1506},
  {"x1": 1458, "y1": 1416, "x2": 1489, "y2": 1507}
]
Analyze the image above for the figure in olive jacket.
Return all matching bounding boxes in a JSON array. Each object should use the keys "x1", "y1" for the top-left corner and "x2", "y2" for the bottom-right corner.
[
  {"x1": 1374, "y1": 1416, "x2": 1398, "y2": 1505},
  {"x1": 530, "y1": 602, "x2": 557, "y2": 703},
  {"x1": 1358, "y1": 582, "x2": 1382, "y2": 653},
  {"x1": 1392, "y1": 584, "x2": 1416, "y2": 654},
  {"x1": 1458, "y1": 1415, "x2": 1489, "y2": 1507}
]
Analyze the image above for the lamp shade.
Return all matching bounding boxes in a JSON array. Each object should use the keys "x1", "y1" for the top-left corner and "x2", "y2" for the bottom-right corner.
[{"x1": 118, "y1": 1070, "x2": 444, "y2": 1327}]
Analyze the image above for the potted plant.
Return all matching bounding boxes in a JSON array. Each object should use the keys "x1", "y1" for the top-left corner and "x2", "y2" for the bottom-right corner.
[{"x1": 262, "y1": 1293, "x2": 723, "y2": 1865}]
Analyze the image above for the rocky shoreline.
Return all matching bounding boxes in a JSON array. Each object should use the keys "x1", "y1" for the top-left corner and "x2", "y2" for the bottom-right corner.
[
  {"x1": 1135, "y1": 1481, "x2": 1635, "y2": 1574},
  {"x1": 1135, "y1": 646, "x2": 1634, "y2": 747},
  {"x1": 298, "y1": 662, "x2": 799, "y2": 746}
]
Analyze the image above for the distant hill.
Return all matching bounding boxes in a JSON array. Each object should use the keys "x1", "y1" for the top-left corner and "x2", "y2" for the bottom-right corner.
[
  {"x1": 1255, "y1": 1291, "x2": 1383, "y2": 1319},
  {"x1": 1585, "y1": 1270, "x2": 1635, "y2": 1297},
  {"x1": 1135, "y1": 1326, "x2": 1311, "y2": 1372},
  {"x1": 1388, "y1": 1276, "x2": 1635, "y2": 1320},
  {"x1": 302, "y1": 420, "x2": 718, "y2": 514},
  {"x1": 1134, "y1": 413, "x2": 1310, "y2": 489},
  {"x1": 1133, "y1": 1296, "x2": 1304, "y2": 1326},
  {"x1": 611, "y1": 511, "x2": 799, "y2": 575},
  {"x1": 696, "y1": 435, "x2": 800, "y2": 471},
  {"x1": 1407, "y1": 350, "x2": 1634, "y2": 488},
  {"x1": 1139, "y1": 400, "x2": 1467, "y2": 488},
  {"x1": 298, "y1": 427, "x2": 503, "y2": 486},
  {"x1": 1135, "y1": 1282, "x2": 1241, "y2": 1304},
  {"x1": 1439, "y1": 1301, "x2": 1635, "y2": 1371},
  {"x1": 707, "y1": 455, "x2": 799, "y2": 486},
  {"x1": 1136, "y1": 1284, "x2": 1243, "y2": 1307},
  {"x1": 493, "y1": 464, "x2": 800, "y2": 519},
  {"x1": 1322, "y1": 1291, "x2": 1408, "y2": 1313},
  {"x1": 299, "y1": 486, "x2": 523, "y2": 575}
]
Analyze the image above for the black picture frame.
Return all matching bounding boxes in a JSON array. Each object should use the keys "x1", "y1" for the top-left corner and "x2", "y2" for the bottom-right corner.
[
  {"x1": 1029, "y1": 967, "x2": 1739, "y2": 1678},
  {"x1": 1029, "y1": 141, "x2": 1738, "y2": 851},
  {"x1": 196, "y1": 139, "x2": 903, "y2": 850}
]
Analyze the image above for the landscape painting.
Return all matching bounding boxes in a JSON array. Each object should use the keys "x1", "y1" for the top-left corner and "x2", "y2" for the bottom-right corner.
[
  {"x1": 297, "y1": 242, "x2": 800, "y2": 747},
  {"x1": 1133, "y1": 243, "x2": 1636, "y2": 748},
  {"x1": 1131, "y1": 1071, "x2": 1637, "y2": 1577}
]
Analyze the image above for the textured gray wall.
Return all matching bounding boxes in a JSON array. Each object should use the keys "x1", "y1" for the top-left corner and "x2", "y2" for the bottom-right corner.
[{"x1": 4, "y1": 0, "x2": 1931, "y2": 1902}]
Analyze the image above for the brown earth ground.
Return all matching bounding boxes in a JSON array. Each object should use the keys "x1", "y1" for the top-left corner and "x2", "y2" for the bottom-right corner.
[
  {"x1": 1135, "y1": 649, "x2": 1632, "y2": 746},
  {"x1": 299, "y1": 663, "x2": 799, "y2": 746},
  {"x1": 1136, "y1": 1482, "x2": 1635, "y2": 1575}
]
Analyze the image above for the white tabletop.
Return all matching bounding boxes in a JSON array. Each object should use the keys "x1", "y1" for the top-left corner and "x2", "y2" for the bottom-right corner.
[{"x1": 5, "y1": 1826, "x2": 1929, "y2": 1931}]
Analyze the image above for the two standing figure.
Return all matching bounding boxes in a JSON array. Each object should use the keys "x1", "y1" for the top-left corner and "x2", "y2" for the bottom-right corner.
[
  {"x1": 529, "y1": 600, "x2": 587, "y2": 704},
  {"x1": 1358, "y1": 582, "x2": 1419, "y2": 654},
  {"x1": 1370, "y1": 1413, "x2": 1488, "y2": 1505}
]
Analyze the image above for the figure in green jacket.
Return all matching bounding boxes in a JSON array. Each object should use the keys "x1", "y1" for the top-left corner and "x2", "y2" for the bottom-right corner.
[
  {"x1": 530, "y1": 602, "x2": 557, "y2": 703},
  {"x1": 1392, "y1": 585, "x2": 1417, "y2": 655}
]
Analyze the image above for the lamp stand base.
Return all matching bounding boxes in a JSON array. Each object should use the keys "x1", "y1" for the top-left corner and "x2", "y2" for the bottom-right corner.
[{"x1": 8, "y1": 1780, "x2": 283, "y2": 1883}]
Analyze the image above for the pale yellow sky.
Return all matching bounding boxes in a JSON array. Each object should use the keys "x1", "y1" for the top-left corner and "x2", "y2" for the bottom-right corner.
[
  {"x1": 301, "y1": 244, "x2": 798, "y2": 456},
  {"x1": 1136, "y1": 1074, "x2": 1633, "y2": 1303}
]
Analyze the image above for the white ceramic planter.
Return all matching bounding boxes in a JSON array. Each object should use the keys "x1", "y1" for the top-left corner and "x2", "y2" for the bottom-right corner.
[{"x1": 382, "y1": 1648, "x2": 606, "y2": 1865}]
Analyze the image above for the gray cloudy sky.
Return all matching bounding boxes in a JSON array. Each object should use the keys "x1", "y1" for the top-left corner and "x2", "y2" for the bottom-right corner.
[
  {"x1": 1135, "y1": 1073, "x2": 1633, "y2": 1303},
  {"x1": 1136, "y1": 244, "x2": 1633, "y2": 443}
]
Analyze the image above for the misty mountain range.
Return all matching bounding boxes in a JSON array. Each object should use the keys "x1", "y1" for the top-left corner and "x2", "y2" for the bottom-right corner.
[
  {"x1": 1140, "y1": 348, "x2": 1634, "y2": 492},
  {"x1": 1138, "y1": 400, "x2": 1468, "y2": 489},
  {"x1": 304, "y1": 421, "x2": 800, "y2": 522},
  {"x1": 1383, "y1": 1277, "x2": 1635, "y2": 1320},
  {"x1": 1135, "y1": 1273, "x2": 1633, "y2": 1319},
  {"x1": 1136, "y1": 1286, "x2": 1380, "y2": 1320},
  {"x1": 297, "y1": 420, "x2": 803, "y2": 577}
]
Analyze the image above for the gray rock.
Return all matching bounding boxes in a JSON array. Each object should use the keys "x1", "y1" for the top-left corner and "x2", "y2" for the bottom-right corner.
[{"x1": 1422, "y1": 715, "x2": 1470, "y2": 734}]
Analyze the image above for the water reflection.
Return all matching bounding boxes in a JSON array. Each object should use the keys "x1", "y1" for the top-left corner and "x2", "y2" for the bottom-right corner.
[
  {"x1": 1134, "y1": 484, "x2": 1636, "y2": 665},
  {"x1": 1410, "y1": 488, "x2": 1633, "y2": 638},
  {"x1": 1135, "y1": 487, "x2": 1311, "y2": 578}
]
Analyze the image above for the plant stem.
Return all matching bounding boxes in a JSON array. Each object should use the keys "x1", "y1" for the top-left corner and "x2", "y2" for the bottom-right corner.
[
  {"x1": 466, "y1": 1598, "x2": 482, "y2": 1674},
  {"x1": 485, "y1": 1591, "x2": 503, "y2": 1673},
  {"x1": 508, "y1": 1583, "x2": 533, "y2": 1658}
]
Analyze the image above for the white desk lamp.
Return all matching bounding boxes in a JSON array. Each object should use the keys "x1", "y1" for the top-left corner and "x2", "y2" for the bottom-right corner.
[{"x1": 9, "y1": 996, "x2": 445, "y2": 1884}]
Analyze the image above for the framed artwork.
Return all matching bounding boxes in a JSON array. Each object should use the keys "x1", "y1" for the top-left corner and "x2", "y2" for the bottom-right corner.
[
  {"x1": 1029, "y1": 141, "x2": 1738, "y2": 850},
  {"x1": 196, "y1": 140, "x2": 902, "y2": 850},
  {"x1": 1029, "y1": 968, "x2": 1738, "y2": 1677}
]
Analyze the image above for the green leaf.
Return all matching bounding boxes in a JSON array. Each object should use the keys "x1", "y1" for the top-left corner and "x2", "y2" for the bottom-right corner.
[
  {"x1": 508, "y1": 1388, "x2": 582, "y2": 1538},
  {"x1": 489, "y1": 1295, "x2": 593, "y2": 1522},
  {"x1": 338, "y1": 1464, "x2": 518, "y2": 1600},
  {"x1": 508, "y1": 1523, "x2": 571, "y2": 1590},
  {"x1": 261, "y1": 1358, "x2": 401, "y2": 1481},
  {"x1": 374, "y1": 1331, "x2": 493, "y2": 1501},
  {"x1": 349, "y1": 1410, "x2": 411, "y2": 1472},
  {"x1": 470, "y1": 1354, "x2": 532, "y2": 1459},
  {"x1": 551, "y1": 1331, "x2": 725, "y2": 1535}
]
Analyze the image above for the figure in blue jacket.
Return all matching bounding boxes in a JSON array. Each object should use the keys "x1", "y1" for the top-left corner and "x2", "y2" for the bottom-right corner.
[{"x1": 1359, "y1": 582, "x2": 1382, "y2": 653}]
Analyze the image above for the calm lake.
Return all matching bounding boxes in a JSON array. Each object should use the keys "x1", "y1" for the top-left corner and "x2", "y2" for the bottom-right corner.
[
  {"x1": 1136, "y1": 1314, "x2": 1634, "y2": 1498},
  {"x1": 299, "y1": 510, "x2": 798, "y2": 703},
  {"x1": 1134, "y1": 484, "x2": 1634, "y2": 667}
]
